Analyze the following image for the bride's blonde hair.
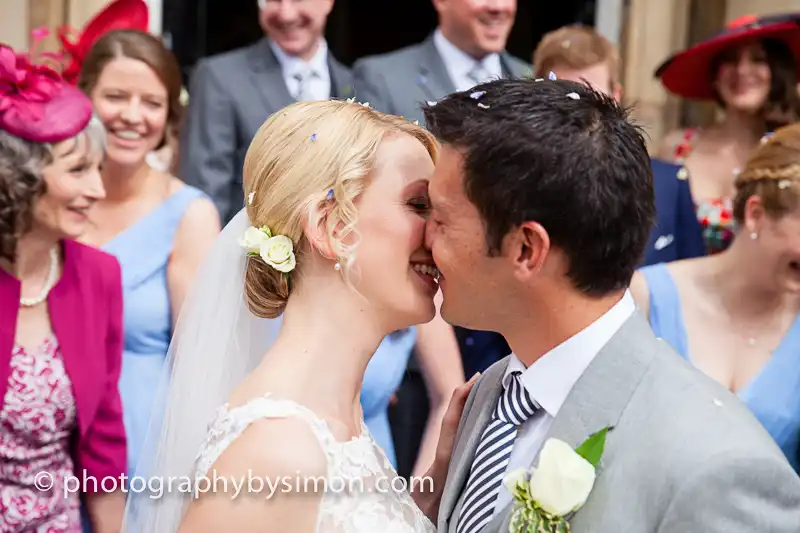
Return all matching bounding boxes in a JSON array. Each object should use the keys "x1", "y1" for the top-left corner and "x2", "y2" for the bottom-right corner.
[{"x1": 243, "y1": 100, "x2": 438, "y2": 318}]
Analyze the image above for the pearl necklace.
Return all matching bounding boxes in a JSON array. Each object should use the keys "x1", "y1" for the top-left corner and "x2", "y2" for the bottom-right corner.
[{"x1": 20, "y1": 247, "x2": 59, "y2": 307}]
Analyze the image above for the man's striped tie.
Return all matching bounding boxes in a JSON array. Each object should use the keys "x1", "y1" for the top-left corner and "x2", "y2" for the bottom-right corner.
[{"x1": 456, "y1": 371, "x2": 540, "y2": 533}]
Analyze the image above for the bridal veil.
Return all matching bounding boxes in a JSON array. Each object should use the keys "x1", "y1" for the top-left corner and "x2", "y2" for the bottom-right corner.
[{"x1": 121, "y1": 208, "x2": 282, "y2": 532}]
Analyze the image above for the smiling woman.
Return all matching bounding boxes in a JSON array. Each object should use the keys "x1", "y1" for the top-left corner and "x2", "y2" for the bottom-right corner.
[
  {"x1": 656, "y1": 14, "x2": 800, "y2": 255},
  {"x1": 633, "y1": 121, "x2": 800, "y2": 473},
  {"x1": 74, "y1": 29, "x2": 221, "y2": 480},
  {"x1": 0, "y1": 42, "x2": 127, "y2": 533}
]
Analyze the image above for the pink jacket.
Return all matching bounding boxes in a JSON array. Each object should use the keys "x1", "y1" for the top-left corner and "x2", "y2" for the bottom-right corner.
[{"x1": 0, "y1": 239, "x2": 127, "y2": 486}]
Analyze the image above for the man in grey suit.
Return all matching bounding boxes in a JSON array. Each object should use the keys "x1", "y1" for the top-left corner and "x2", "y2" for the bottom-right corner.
[
  {"x1": 180, "y1": 0, "x2": 353, "y2": 223},
  {"x1": 422, "y1": 78, "x2": 800, "y2": 532},
  {"x1": 352, "y1": 0, "x2": 529, "y2": 125}
]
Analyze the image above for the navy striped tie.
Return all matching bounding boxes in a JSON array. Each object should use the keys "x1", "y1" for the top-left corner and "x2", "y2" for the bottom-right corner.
[{"x1": 456, "y1": 371, "x2": 540, "y2": 533}]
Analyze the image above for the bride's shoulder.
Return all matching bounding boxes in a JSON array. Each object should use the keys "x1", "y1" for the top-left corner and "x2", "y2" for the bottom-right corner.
[
  {"x1": 178, "y1": 398, "x2": 330, "y2": 532},
  {"x1": 208, "y1": 405, "x2": 328, "y2": 481},
  {"x1": 195, "y1": 395, "x2": 331, "y2": 476}
]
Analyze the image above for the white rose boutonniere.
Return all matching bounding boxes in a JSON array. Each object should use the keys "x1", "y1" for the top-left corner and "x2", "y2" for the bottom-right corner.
[
  {"x1": 239, "y1": 225, "x2": 296, "y2": 274},
  {"x1": 505, "y1": 427, "x2": 610, "y2": 533}
]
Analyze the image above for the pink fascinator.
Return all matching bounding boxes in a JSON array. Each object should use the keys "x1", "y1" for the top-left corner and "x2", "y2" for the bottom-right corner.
[{"x1": 0, "y1": 39, "x2": 93, "y2": 144}]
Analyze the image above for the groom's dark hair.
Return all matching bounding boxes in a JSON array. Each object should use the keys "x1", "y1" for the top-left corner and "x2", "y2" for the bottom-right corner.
[{"x1": 423, "y1": 77, "x2": 655, "y2": 296}]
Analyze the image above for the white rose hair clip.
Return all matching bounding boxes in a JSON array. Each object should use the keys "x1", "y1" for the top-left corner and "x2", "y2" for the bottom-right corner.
[{"x1": 239, "y1": 225, "x2": 296, "y2": 273}]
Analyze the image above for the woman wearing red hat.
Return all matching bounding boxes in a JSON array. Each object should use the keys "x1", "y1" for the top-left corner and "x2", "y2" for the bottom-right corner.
[
  {"x1": 656, "y1": 13, "x2": 800, "y2": 255},
  {"x1": 0, "y1": 42, "x2": 127, "y2": 532}
]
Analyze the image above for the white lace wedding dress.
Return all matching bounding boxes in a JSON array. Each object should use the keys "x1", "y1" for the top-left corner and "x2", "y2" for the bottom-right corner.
[{"x1": 192, "y1": 394, "x2": 437, "y2": 533}]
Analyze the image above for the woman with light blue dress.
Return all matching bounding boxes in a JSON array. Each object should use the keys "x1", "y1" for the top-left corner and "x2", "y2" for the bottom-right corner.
[
  {"x1": 631, "y1": 124, "x2": 800, "y2": 473},
  {"x1": 77, "y1": 30, "x2": 220, "y2": 477},
  {"x1": 362, "y1": 301, "x2": 465, "y2": 474}
]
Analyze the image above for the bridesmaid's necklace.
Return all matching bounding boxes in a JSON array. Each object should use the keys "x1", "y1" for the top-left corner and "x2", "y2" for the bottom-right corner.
[{"x1": 20, "y1": 247, "x2": 58, "y2": 307}]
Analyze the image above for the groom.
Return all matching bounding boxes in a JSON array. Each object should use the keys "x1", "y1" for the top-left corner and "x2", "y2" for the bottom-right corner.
[{"x1": 422, "y1": 78, "x2": 800, "y2": 532}]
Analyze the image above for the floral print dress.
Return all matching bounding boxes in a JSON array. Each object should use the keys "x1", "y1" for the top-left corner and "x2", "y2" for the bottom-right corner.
[
  {"x1": 673, "y1": 128, "x2": 736, "y2": 254},
  {"x1": 0, "y1": 335, "x2": 81, "y2": 532}
]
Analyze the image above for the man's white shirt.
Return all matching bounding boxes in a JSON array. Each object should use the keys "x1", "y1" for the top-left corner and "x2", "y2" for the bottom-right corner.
[
  {"x1": 269, "y1": 38, "x2": 331, "y2": 101},
  {"x1": 433, "y1": 29, "x2": 502, "y2": 92},
  {"x1": 491, "y1": 291, "x2": 636, "y2": 516}
]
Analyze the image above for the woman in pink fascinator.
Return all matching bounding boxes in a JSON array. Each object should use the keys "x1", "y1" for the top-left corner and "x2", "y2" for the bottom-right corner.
[{"x1": 0, "y1": 41, "x2": 127, "y2": 532}]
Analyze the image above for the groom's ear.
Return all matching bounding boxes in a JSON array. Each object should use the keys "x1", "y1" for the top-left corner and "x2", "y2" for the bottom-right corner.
[{"x1": 507, "y1": 222, "x2": 550, "y2": 280}]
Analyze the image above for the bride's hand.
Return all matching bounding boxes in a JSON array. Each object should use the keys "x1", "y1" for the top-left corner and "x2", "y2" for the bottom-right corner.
[
  {"x1": 413, "y1": 372, "x2": 480, "y2": 521},
  {"x1": 434, "y1": 372, "x2": 480, "y2": 467}
]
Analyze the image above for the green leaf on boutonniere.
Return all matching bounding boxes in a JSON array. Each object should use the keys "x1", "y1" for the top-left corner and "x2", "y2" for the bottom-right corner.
[{"x1": 575, "y1": 426, "x2": 610, "y2": 468}]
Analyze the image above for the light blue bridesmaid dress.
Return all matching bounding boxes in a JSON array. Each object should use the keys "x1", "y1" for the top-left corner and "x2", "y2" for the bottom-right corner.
[
  {"x1": 102, "y1": 185, "x2": 207, "y2": 476},
  {"x1": 639, "y1": 263, "x2": 800, "y2": 472},
  {"x1": 361, "y1": 328, "x2": 416, "y2": 467}
]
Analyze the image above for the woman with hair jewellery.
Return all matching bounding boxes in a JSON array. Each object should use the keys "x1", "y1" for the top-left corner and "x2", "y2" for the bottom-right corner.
[
  {"x1": 0, "y1": 42, "x2": 127, "y2": 531},
  {"x1": 633, "y1": 122, "x2": 800, "y2": 473},
  {"x1": 122, "y1": 100, "x2": 474, "y2": 533}
]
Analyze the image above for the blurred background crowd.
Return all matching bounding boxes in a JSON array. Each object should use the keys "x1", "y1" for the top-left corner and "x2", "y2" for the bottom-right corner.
[{"x1": 1, "y1": 0, "x2": 799, "y2": 532}]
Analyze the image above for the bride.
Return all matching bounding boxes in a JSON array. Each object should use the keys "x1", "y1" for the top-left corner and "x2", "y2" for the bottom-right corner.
[{"x1": 121, "y1": 99, "x2": 476, "y2": 532}]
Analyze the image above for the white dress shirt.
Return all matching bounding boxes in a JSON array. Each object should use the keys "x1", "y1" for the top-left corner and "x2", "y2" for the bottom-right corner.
[
  {"x1": 491, "y1": 291, "x2": 636, "y2": 516},
  {"x1": 269, "y1": 38, "x2": 331, "y2": 101},
  {"x1": 432, "y1": 29, "x2": 503, "y2": 93}
]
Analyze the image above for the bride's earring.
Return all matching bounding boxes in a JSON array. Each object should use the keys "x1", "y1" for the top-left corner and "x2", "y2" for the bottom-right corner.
[
  {"x1": 750, "y1": 232, "x2": 758, "y2": 240},
  {"x1": 334, "y1": 262, "x2": 341, "y2": 271}
]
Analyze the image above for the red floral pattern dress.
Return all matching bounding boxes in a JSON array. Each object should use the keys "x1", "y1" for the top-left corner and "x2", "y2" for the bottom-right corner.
[
  {"x1": 0, "y1": 335, "x2": 81, "y2": 532},
  {"x1": 673, "y1": 128, "x2": 736, "y2": 254}
]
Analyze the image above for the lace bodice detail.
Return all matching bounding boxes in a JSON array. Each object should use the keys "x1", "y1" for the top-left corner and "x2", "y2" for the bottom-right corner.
[{"x1": 193, "y1": 395, "x2": 436, "y2": 533}]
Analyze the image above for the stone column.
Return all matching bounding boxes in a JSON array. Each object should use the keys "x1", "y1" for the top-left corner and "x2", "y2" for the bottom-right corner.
[
  {"x1": 620, "y1": 0, "x2": 691, "y2": 153},
  {"x1": 1, "y1": 0, "x2": 29, "y2": 51},
  {"x1": 726, "y1": 0, "x2": 800, "y2": 21},
  {"x1": 27, "y1": 0, "x2": 70, "y2": 55},
  {"x1": 67, "y1": 0, "x2": 113, "y2": 28}
]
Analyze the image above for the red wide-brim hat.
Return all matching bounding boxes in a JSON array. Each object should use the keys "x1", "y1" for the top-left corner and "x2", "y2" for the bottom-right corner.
[
  {"x1": 58, "y1": 0, "x2": 149, "y2": 84},
  {"x1": 654, "y1": 13, "x2": 800, "y2": 100}
]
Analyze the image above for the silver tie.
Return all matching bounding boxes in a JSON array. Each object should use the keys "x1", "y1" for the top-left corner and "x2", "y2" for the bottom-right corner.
[
  {"x1": 467, "y1": 63, "x2": 490, "y2": 86},
  {"x1": 293, "y1": 70, "x2": 318, "y2": 102}
]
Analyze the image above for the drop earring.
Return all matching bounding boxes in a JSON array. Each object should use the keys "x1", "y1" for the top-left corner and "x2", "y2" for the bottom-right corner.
[
  {"x1": 750, "y1": 232, "x2": 758, "y2": 240},
  {"x1": 334, "y1": 262, "x2": 341, "y2": 271}
]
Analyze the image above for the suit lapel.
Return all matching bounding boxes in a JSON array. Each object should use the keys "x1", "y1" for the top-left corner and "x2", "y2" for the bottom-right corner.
[
  {"x1": 50, "y1": 242, "x2": 97, "y2": 439},
  {"x1": 500, "y1": 52, "x2": 532, "y2": 79},
  {"x1": 440, "y1": 362, "x2": 506, "y2": 529},
  {"x1": 328, "y1": 56, "x2": 354, "y2": 99},
  {"x1": 416, "y1": 37, "x2": 456, "y2": 102},
  {"x1": 248, "y1": 38, "x2": 295, "y2": 113},
  {"x1": 484, "y1": 312, "x2": 657, "y2": 532}
]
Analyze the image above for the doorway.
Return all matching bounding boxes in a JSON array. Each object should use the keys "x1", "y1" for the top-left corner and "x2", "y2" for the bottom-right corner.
[{"x1": 163, "y1": 0, "x2": 597, "y2": 82}]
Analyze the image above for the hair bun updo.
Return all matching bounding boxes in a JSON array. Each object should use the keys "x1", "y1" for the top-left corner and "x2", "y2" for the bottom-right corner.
[{"x1": 244, "y1": 255, "x2": 290, "y2": 319}]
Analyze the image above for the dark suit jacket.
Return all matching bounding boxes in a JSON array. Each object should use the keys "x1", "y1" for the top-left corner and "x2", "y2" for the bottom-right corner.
[
  {"x1": 179, "y1": 38, "x2": 354, "y2": 223},
  {"x1": 642, "y1": 158, "x2": 706, "y2": 266},
  {"x1": 0, "y1": 240, "x2": 127, "y2": 486},
  {"x1": 352, "y1": 34, "x2": 531, "y2": 124}
]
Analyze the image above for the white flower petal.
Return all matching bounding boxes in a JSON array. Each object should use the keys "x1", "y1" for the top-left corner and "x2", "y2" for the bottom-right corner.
[
  {"x1": 528, "y1": 439, "x2": 596, "y2": 516},
  {"x1": 503, "y1": 468, "x2": 528, "y2": 494},
  {"x1": 259, "y1": 235, "x2": 296, "y2": 273}
]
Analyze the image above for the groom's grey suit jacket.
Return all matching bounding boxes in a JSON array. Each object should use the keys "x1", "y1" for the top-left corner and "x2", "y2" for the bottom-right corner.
[{"x1": 439, "y1": 312, "x2": 800, "y2": 532}]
